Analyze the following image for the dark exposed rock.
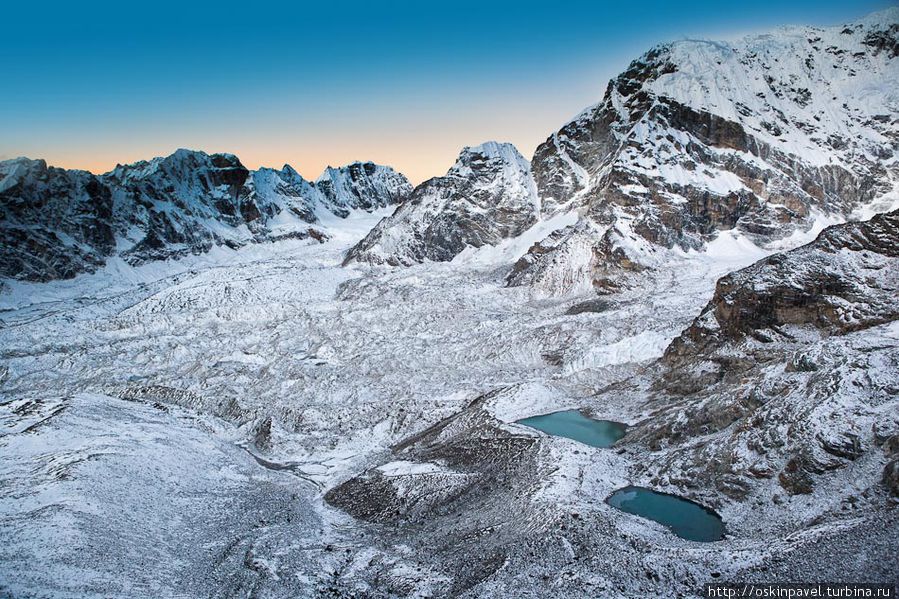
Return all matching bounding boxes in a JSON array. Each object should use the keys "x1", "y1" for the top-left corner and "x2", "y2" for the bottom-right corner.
[
  {"x1": 817, "y1": 431, "x2": 865, "y2": 460},
  {"x1": 862, "y1": 23, "x2": 899, "y2": 57},
  {"x1": 0, "y1": 159, "x2": 115, "y2": 281},
  {"x1": 317, "y1": 161, "x2": 412, "y2": 212},
  {"x1": 883, "y1": 460, "x2": 899, "y2": 495},
  {"x1": 116, "y1": 384, "x2": 247, "y2": 423},
  {"x1": 883, "y1": 434, "x2": 899, "y2": 457},
  {"x1": 779, "y1": 457, "x2": 815, "y2": 495},
  {"x1": 252, "y1": 417, "x2": 273, "y2": 452},
  {"x1": 622, "y1": 211, "x2": 899, "y2": 503},
  {"x1": 785, "y1": 352, "x2": 819, "y2": 372},
  {"x1": 565, "y1": 298, "x2": 613, "y2": 315},
  {"x1": 324, "y1": 390, "x2": 544, "y2": 594},
  {"x1": 326, "y1": 392, "x2": 538, "y2": 524}
]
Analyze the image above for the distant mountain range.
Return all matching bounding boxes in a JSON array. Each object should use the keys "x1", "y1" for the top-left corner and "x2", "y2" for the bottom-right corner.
[{"x1": 0, "y1": 150, "x2": 410, "y2": 281}]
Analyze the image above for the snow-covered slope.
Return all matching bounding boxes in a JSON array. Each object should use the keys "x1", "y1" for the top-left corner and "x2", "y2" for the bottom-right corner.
[
  {"x1": 0, "y1": 393, "x2": 324, "y2": 598},
  {"x1": 0, "y1": 150, "x2": 411, "y2": 283},
  {"x1": 513, "y1": 8, "x2": 899, "y2": 293},
  {"x1": 344, "y1": 142, "x2": 539, "y2": 265}
]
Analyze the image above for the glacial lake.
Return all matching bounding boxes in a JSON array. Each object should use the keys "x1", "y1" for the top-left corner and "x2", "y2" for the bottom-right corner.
[
  {"x1": 516, "y1": 410, "x2": 627, "y2": 448},
  {"x1": 606, "y1": 486, "x2": 726, "y2": 542}
]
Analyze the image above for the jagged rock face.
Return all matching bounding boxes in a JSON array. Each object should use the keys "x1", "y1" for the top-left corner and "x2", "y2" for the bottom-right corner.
[
  {"x1": 317, "y1": 162, "x2": 413, "y2": 212},
  {"x1": 0, "y1": 150, "x2": 411, "y2": 282},
  {"x1": 344, "y1": 142, "x2": 539, "y2": 266},
  {"x1": 0, "y1": 158, "x2": 115, "y2": 281},
  {"x1": 248, "y1": 165, "x2": 331, "y2": 223},
  {"x1": 667, "y1": 210, "x2": 899, "y2": 357},
  {"x1": 623, "y1": 211, "x2": 899, "y2": 500},
  {"x1": 515, "y1": 9, "x2": 899, "y2": 290},
  {"x1": 105, "y1": 150, "x2": 262, "y2": 265}
]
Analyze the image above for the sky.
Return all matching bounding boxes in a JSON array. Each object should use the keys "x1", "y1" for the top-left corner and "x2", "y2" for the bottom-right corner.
[{"x1": 1, "y1": 0, "x2": 895, "y2": 184}]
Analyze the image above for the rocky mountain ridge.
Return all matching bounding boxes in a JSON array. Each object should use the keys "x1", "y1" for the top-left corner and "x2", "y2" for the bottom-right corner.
[
  {"x1": 344, "y1": 141, "x2": 539, "y2": 266},
  {"x1": 346, "y1": 8, "x2": 899, "y2": 298},
  {"x1": 515, "y1": 7, "x2": 899, "y2": 293},
  {"x1": 626, "y1": 209, "x2": 899, "y2": 503},
  {"x1": 0, "y1": 149, "x2": 411, "y2": 282}
]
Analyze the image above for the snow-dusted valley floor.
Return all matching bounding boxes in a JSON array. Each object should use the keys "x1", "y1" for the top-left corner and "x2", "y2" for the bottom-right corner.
[{"x1": 1, "y1": 209, "x2": 896, "y2": 598}]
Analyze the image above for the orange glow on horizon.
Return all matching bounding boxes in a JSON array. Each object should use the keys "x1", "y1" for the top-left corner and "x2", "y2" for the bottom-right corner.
[
  {"x1": 9, "y1": 131, "x2": 555, "y2": 187},
  {"x1": 2, "y1": 81, "x2": 602, "y2": 186}
]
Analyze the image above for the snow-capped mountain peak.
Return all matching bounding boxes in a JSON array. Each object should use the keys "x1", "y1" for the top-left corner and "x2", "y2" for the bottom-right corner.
[
  {"x1": 344, "y1": 141, "x2": 539, "y2": 266},
  {"x1": 316, "y1": 161, "x2": 413, "y2": 213},
  {"x1": 512, "y1": 8, "x2": 899, "y2": 294}
]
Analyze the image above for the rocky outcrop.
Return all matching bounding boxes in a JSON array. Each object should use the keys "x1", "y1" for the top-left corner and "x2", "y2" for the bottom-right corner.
[
  {"x1": 344, "y1": 142, "x2": 539, "y2": 266},
  {"x1": 0, "y1": 158, "x2": 116, "y2": 281},
  {"x1": 623, "y1": 211, "x2": 899, "y2": 500},
  {"x1": 1, "y1": 149, "x2": 411, "y2": 282},
  {"x1": 666, "y1": 209, "x2": 899, "y2": 360},
  {"x1": 326, "y1": 392, "x2": 538, "y2": 524},
  {"x1": 324, "y1": 390, "x2": 543, "y2": 596}
]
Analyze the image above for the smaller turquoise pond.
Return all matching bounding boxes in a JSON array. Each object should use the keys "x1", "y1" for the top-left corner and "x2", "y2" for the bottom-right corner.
[
  {"x1": 516, "y1": 409, "x2": 627, "y2": 448},
  {"x1": 606, "y1": 486, "x2": 725, "y2": 542}
]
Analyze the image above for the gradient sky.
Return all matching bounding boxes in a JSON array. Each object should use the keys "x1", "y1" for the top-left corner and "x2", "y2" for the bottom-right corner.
[{"x1": 2, "y1": 0, "x2": 894, "y2": 184}]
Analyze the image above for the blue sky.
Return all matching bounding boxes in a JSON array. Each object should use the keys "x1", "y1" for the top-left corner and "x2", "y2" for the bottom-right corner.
[{"x1": 2, "y1": 0, "x2": 894, "y2": 182}]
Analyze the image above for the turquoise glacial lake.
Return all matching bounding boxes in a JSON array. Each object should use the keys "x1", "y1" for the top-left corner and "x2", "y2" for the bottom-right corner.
[
  {"x1": 606, "y1": 486, "x2": 726, "y2": 542},
  {"x1": 516, "y1": 410, "x2": 627, "y2": 448}
]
